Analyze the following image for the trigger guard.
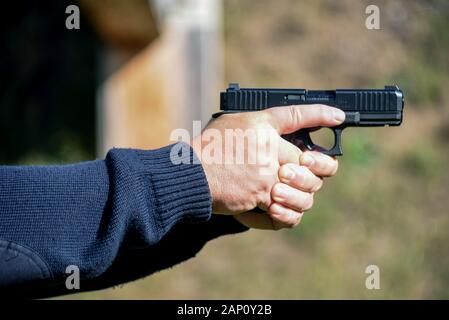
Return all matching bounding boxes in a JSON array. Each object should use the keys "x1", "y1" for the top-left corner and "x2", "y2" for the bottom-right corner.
[{"x1": 292, "y1": 128, "x2": 344, "y2": 156}]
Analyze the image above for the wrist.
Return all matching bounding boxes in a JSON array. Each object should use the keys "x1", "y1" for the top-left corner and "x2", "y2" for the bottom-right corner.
[{"x1": 190, "y1": 136, "x2": 222, "y2": 214}]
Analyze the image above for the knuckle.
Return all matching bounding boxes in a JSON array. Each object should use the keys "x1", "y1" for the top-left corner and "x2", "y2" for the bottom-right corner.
[
  {"x1": 294, "y1": 166, "x2": 308, "y2": 181},
  {"x1": 295, "y1": 168, "x2": 308, "y2": 188},
  {"x1": 319, "y1": 105, "x2": 332, "y2": 122},
  {"x1": 263, "y1": 193, "x2": 273, "y2": 209},
  {"x1": 260, "y1": 179, "x2": 272, "y2": 194},
  {"x1": 257, "y1": 184, "x2": 273, "y2": 208},
  {"x1": 313, "y1": 152, "x2": 326, "y2": 166},
  {"x1": 283, "y1": 162, "x2": 296, "y2": 171},
  {"x1": 271, "y1": 182, "x2": 284, "y2": 198},
  {"x1": 269, "y1": 205, "x2": 297, "y2": 229},
  {"x1": 318, "y1": 104, "x2": 326, "y2": 116},
  {"x1": 289, "y1": 106, "x2": 302, "y2": 127},
  {"x1": 279, "y1": 164, "x2": 292, "y2": 180},
  {"x1": 318, "y1": 105, "x2": 326, "y2": 121}
]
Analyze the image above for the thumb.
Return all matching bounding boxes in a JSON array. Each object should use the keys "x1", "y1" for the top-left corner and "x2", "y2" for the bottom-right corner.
[{"x1": 265, "y1": 104, "x2": 346, "y2": 135}]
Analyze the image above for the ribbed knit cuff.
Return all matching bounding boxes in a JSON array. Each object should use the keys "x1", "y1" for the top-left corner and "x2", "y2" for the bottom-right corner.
[{"x1": 134, "y1": 142, "x2": 212, "y2": 231}]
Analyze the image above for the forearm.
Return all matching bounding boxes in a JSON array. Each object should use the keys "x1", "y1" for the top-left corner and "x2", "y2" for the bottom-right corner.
[
  {"x1": 0, "y1": 143, "x2": 244, "y2": 296},
  {"x1": 31, "y1": 215, "x2": 248, "y2": 298}
]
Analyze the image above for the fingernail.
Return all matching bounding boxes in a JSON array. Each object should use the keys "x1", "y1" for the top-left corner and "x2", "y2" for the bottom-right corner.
[
  {"x1": 301, "y1": 153, "x2": 315, "y2": 167},
  {"x1": 333, "y1": 108, "x2": 346, "y2": 122},
  {"x1": 281, "y1": 167, "x2": 295, "y2": 180}
]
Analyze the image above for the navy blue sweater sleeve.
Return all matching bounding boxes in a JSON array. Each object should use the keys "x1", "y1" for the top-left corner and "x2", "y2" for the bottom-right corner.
[{"x1": 0, "y1": 142, "x2": 248, "y2": 297}]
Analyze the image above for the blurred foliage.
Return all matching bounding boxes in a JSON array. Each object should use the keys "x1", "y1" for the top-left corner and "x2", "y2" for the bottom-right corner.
[
  {"x1": 391, "y1": 6, "x2": 449, "y2": 106},
  {"x1": 399, "y1": 145, "x2": 441, "y2": 179}
]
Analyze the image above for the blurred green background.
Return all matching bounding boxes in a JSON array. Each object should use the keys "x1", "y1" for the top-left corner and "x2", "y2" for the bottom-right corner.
[{"x1": 2, "y1": 0, "x2": 449, "y2": 299}]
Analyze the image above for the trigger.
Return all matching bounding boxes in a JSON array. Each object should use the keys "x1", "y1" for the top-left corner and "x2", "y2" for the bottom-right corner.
[
  {"x1": 327, "y1": 127, "x2": 343, "y2": 156},
  {"x1": 295, "y1": 129, "x2": 316, "y2": 151}
]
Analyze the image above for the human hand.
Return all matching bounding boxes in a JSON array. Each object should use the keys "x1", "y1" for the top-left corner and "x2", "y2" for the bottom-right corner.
[{"x1": 191, "y1": 104, "x2": 344, "y2": 230}]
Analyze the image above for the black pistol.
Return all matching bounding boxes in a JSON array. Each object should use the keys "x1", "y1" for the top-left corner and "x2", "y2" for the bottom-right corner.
[{"x1": 214, "y1": 83, "x2": 404, "y2": 156}]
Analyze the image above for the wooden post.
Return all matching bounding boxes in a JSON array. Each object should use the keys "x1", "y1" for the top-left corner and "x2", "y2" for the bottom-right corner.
[{"x1": 96, "y1": 0, "x2": 223, "y2": 156}]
